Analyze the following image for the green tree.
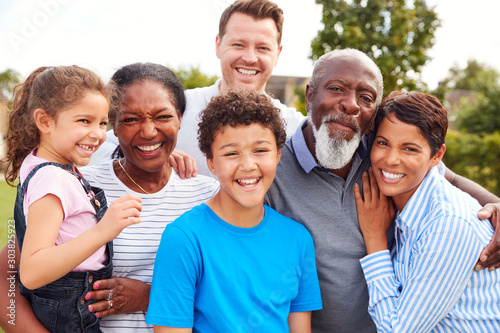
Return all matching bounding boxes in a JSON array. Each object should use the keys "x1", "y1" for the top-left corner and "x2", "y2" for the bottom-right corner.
[
  {"x1": 0, "y1": 68, "x2": 21, "y2": 101},
  {"x1": 444, "y1": 130, "x2": 500, "y2": 194},
  {"x1": 454, "y1": 91, "x2": 500, "y2": 134},
  {"x1": 439, "y1": 59, "x2": 500, "y2": 92},
  {"x1": 436, "y1": 60, "x2": 500, "y2": 193},
  {"x1": 173, "y1": 65, "x2": 219, "y2": 90},
  {"x1": 311, "y1": 0, "x2": 440, "y2": 95},
  {"x1": 435, "y1": 60, "x2": 500, "y2": 134}
]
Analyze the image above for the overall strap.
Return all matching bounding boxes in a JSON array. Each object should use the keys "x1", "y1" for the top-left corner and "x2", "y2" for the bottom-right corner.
[
  {"x1": 21, "y1": 162, "x2": 104, "y2": 210},
  {"x1": 15, "y1": 162, "x2": 70, "y2": 250},
  {"x1": 14, "y1": 162, "x2": 111, "y2": 256},
  {"x1": 19, "y1": 162, "x2": 70, "y2": 194}
]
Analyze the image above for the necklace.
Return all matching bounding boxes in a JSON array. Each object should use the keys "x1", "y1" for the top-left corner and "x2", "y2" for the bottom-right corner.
[{"x1": 117, "y1": 159, "x2": 150, "y2": 194}]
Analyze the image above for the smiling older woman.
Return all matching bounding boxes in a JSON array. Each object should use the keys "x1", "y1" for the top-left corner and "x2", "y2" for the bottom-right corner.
[{"x1": 81, "y1": 63, "x2": 219, "y2": 332}]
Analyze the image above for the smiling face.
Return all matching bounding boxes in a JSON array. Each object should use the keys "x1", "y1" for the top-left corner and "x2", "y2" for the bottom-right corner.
[
  {"x1": 207, "y1": 123, "x2": 281, "y2": 216},
  {"x1": 307, "y1": 55, "x2": 378, "y2": 142},
  {"x1": 38, "y1": 92, "x2": 109, "y2": 166},
  {"x1": 216, "y1": 12, "x2": 282, "y2": 94},
  {"x1": 114, "y1": 79, "x2": 181, "y2": 176},
  {"x1": 305, "y1": 55, "x2": 379, "y2": 172},
  {"x1": 370, "y1": 114, "x2": 444, "y2": 211}
]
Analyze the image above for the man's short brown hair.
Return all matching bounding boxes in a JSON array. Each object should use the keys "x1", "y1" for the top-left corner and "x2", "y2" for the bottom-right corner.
[{"x1": 218, "y1": 0, "x2": 284, "y2": 45}]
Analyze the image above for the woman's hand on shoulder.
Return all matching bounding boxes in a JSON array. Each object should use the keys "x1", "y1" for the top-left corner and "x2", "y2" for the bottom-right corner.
[{"x1": 86, "y1": 277, "x2": 151, "y2": 318}]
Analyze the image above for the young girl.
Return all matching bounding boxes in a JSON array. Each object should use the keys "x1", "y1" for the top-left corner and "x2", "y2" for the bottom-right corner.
[
  {"x1": 355, "y1": 91, "x2": 500, "y2": 332},
  {"x1": 5, "y1": 65, "x2": 142, "y2": 333}
]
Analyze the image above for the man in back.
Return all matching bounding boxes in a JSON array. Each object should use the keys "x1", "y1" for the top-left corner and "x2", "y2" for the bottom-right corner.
[
  {"x1": 176, "y1": 0, "x2": 304, "y2": 176},
  {"x1": 91, "y1": 0, "x2": 305, "y2": 176}
]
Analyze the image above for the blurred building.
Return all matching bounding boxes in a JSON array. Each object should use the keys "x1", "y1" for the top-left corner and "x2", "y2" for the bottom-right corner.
[{"x1": 265, "y1": 75, "x2": 309, "y2": 107}]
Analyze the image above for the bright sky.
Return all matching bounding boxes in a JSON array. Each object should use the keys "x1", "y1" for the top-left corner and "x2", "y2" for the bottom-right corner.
[{"x1": 1, "y1": 0, "x2": 499, "y2": 91}]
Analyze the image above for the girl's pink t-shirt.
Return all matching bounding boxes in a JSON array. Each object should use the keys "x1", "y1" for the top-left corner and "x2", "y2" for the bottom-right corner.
[{"x1": 20, "y1": 151, "x2": 107, "y2": 271}]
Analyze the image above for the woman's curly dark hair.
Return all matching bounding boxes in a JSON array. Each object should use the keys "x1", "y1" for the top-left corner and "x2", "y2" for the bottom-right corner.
[{"x1": 198, "y1": 90, "x2": 287, "y2": 159}]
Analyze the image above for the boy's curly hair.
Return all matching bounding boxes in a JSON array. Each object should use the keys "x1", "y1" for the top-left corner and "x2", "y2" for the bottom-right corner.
[{"x1": 198, "y1": 90, "x2": 286, "y2": 159}]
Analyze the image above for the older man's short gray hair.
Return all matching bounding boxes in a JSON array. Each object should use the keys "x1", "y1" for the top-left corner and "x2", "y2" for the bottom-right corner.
[{"x1": 308, "y1": 48, "x2": 384, "y2": 106}]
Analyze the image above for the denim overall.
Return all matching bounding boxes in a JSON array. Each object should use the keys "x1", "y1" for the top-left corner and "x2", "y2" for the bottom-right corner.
[{"x1": 14, "y1": 162, "x2": 113, "y2": 333}]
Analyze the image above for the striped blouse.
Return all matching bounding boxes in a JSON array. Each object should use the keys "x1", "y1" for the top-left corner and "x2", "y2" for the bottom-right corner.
[{"x1": 360, "y1": 167, "x2": 500, "y2": 332}]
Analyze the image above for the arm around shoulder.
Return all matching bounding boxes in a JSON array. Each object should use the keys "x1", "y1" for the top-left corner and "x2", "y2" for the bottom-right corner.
[
  {"x1": 445, "y1": 167, "x2": 500, "y2": 269},
  {"x1": 445, "y1": 167, "x2": 500, "y2": 206}
]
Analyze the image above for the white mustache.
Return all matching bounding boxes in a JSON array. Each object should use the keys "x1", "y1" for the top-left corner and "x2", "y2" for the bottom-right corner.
[{"x1": 321, "y1": 113, "x2": 361, "y2": 133}]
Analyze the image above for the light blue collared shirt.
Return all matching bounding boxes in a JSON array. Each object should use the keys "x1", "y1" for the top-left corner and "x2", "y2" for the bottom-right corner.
[{"x1": 360, "y1": 167, "x2": 500, "y2": 332}]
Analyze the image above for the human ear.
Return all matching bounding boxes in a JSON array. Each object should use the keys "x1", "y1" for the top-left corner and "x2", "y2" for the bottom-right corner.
[
  {"x1": 33, "y1": 108, "x2": 54, "y2": 133},
  {"x1": 305, "y1": 85, "x2": 313, "y2": 115},
  {"x1": 207, "y1": 157, "x2": 216, "y2": 176},
  {"x1": 431, "y1": 144, "x2": 446, "y2": 167},
  {"x1": 215, "y1": 35, "x2": 222, "y2": 59},
  {"x1": 274, "y1": 44, "x2": 283, "y2": 66},
  {"x1": 276, "y1": 148, "x2": 282, "y2": 165}
]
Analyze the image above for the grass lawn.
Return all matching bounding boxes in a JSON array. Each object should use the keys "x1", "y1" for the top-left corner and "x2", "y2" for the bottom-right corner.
[
  {"x1": 0, "y1": 180, "x2": 16, "y2": 333},
  {"x1": 0, "y1": 180, "x2": 17, "y2": 249}
]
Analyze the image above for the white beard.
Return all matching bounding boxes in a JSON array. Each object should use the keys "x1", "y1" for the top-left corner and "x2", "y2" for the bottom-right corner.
[{"x1": 308, "y1": 114, "x2": 362, "y2": 170}]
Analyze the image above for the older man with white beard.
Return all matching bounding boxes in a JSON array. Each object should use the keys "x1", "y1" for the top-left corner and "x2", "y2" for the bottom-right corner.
[
  {"x1": 266, "y1": 48, "x2": 382, "y2": 333},
  {"x1": 265, "y1": 48, "x2": 500, "y2": 333}
]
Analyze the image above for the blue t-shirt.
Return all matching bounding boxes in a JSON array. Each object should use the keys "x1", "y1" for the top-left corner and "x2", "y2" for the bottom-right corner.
[{"x1": 146, "y1": 203, "x2": 322, "y2": 332}]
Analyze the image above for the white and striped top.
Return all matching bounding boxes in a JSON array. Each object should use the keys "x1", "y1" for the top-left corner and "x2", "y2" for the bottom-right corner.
[
  {"x1": 82, "y1": 160, "x2": 219, "y2": 332},
  {"x1": 360, "y1": 167, "x2": 500, "y2": 332}
]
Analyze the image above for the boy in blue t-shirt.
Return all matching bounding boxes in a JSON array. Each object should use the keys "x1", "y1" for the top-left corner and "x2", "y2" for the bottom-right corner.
[{"x1": 146, "y1": 90, "x2": 322, "y2": 332}]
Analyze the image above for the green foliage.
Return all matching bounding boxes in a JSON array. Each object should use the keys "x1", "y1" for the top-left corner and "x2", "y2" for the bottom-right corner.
[
  {"x1": 0, "y1": 180, "x2": 17, "y2": 249},
  {"x1": 444, "y1": 130, "x2": 500, "y2": 194},
  {"x1": 439, "y1": 59, "x2": 500, "y2": 92},
  {"x1": 311, "y1": 0, "x2": 440, "y2": 95},
  {"x1": 433, "y1": 60, "x2": 500, "y2": 134},
  {"x1": 453, "y1": 91, "x2": 500, "y2": 134},
  {"x1": 173, "y1": 65, "x2": 219, "y2": 90},
  {"x1": 0, "y1": 69, "x2": 21, "y2": 101},
  {"x1": 436, "y1": 61, "x2": 500, "y2": 193}
]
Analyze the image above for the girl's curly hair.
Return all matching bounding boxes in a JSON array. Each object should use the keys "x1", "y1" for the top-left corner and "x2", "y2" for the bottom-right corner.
[{"x1": 4, "y1": 65, "x2": 110, "y2": 186}]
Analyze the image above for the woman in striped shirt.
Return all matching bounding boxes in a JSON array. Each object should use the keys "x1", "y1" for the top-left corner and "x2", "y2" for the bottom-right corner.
[
  {"x1": 355, "y1": 91, "x2": 500, "y2": 332},
  {"x1": 81, "y1": 63, "x2": 219, "y2": 332}
]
